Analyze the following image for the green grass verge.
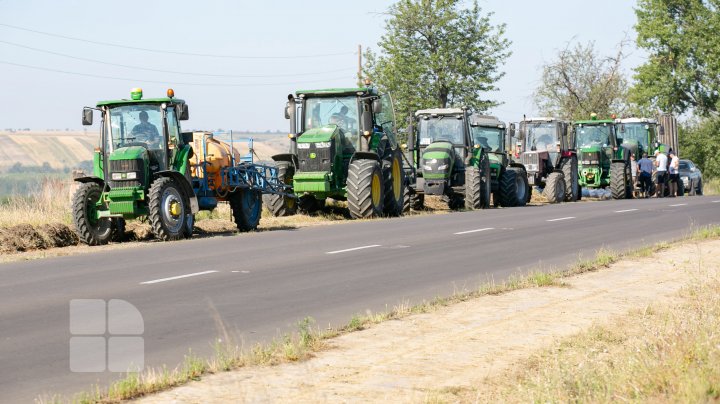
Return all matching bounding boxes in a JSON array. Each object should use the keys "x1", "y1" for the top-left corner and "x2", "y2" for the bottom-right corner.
[{"x1": 40, "y1": 225, "x2": 720, "y2": 404}]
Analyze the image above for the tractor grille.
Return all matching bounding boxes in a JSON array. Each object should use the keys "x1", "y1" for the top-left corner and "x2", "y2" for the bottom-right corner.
[
  {"x1": 298, "y1": 140, "x2": 335, "y2": 173},
  {"x1": 109, "y1": 158, "x2": 144, "y2": 189},
  {"x1": 581, "y1": 151, "x2": 601, "y2": 166},
  {"x1": 520, "y1": 152, "x2": 540, "y2": 173}
]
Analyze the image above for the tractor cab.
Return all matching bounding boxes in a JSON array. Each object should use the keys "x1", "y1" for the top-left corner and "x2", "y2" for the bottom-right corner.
[{"x1": 616, "y1": 117, "x2": 658, "y2": 158}]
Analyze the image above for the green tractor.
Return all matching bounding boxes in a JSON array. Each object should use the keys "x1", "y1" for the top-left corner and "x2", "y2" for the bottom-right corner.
[
  {"x1": 405, "y1": 109, "x2": 528, "y2": 210},
  {"x1": 574, "y1": 114, "x2": 633, "y2": 199},
  {"x1": 74, "y1": 88, "x2": 287, "y2": 245},
  {"x1": 263, "y1": 86, "x2": 405, "y2": 219},
  {"x1": 517, "y1": 117, "x2": 579, "y2": 203}
]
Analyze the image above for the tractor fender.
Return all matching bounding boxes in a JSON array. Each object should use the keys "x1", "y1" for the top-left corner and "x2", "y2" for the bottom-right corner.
[
  {"x1": 74, "y1": 176, "x2": 104, "y2": 186},
  {"x1": 271, "y1": 153, "x2": 298, "y2": 168},
  {"x1": 350, "y1": 151, "x2": 381, "y2": 164},
  {"x1": 509, "y1": 162, "x2": 527, "y2": 173},
  {"x1": 154, "y1": 170, "x2": 199, "y2": 214}
]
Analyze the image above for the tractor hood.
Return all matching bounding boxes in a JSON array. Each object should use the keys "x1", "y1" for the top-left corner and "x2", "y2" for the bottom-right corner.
[
  {"x1": 109, "y1": 145, "x2": 148, "y2": 161},
  {"x1": 421, "y1": 141, "x2": 455, "y2": 180},
  {"x1": 298, "y1": 126, "x2": 337, "y2": 143}
]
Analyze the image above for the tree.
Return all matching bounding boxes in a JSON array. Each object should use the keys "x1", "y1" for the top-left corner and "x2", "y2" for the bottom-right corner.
[
  {"x1": 362, "y1": 0, "x2": 511, "y2": 132},
  {"x1": 534, "y1": 40, "x2": 629, "y2": 121},
  {"x1": 679, "y1": 117, "x2": 720, "y2": 179},
  {"x1": 630, "y1": 0, "x2": 720, "y2": 116}
]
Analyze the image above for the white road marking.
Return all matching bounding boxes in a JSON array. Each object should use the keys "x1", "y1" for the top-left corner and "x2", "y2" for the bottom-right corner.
[
  {"x1": 669, "y1": 203, "x2": 687, "y2": 207},
  {"x1": 454, "y1": 227, "x2": 494, "y2": 235},
  {"x1": 326, "y1": 245, "x2": 381, "y2": 255},
  {"x1": 712, "y1": 200, "x2": 720, "y2": 203},
  {"x1": 546, "y1": 216, "x2": 575, "y2": 222},
  {"x1": 140, "y1": 270, "x2": 218, "y2": 285},
  {"x1": 614, "y1": 209, "x2": 638, "y2": 213}
]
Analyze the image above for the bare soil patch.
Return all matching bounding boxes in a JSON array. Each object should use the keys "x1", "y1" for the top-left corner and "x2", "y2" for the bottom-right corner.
[{"x1": 136, "y1": 239, "x2": 720, "y2": 403}]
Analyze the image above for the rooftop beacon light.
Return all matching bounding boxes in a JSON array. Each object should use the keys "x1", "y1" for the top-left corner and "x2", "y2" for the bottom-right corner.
[
  {"x1": 167, "y1": 88, "x2": 175, "y2": 99},
  {"x1": 590, "y1": 112, "x2": 597, "y2": 120},
  {"x1": 130, "y1": 88, "x2": 143, "y2": 100}
]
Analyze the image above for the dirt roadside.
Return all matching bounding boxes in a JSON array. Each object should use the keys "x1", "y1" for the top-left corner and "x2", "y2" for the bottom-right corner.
[{"x1": 135, "y1": 238, "x2": 719, "y2": 404}]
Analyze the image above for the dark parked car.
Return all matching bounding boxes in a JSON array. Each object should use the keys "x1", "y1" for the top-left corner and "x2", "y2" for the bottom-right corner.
[{"x1": 679, "y1": 159, "x2": 703, "y2": 195}]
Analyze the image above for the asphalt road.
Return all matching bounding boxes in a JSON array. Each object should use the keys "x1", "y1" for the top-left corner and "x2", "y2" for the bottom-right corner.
[{"x1": 1, "y1": 195, "x2": 719, "y2": 402}]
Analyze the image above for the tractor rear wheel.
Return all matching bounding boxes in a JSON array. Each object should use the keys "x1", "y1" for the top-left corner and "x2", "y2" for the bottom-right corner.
[
  {"x1": 610, "y1": 162, "x2": 632, "y2": 199},
  {"x1": 543, "y1": 172, "x2": 566, "y2": 203},
  {"x1": 72, "y1": 182, "x2": 112, "y2": 245},
  {"x1": 382, "y1": 153, "x2": 405, "y2": 217},
  {"x1": 402, "y1": 184, "x2": 411, "y2": 213},
  {"x1": 263, "y1": 162, "x2": 297, "y2": 217},
  {"x1": 149, "y1": 177, "x2": 191, "y2": 241},
  {"x1": 347, "y1": 159, "x2": 384, "y2": 219},
  {"x1": 464, "y1": 157, "x2": 491, "y2": 210},
  {"x1": 410, "y1": 192, "x2": 424, "y2": 210},
  {"x1": 229, "y1": 189, "x2": 262, "y2": 231},
  {"x1": 561, "y1": 157, "x2": 579, "y2": 202}
]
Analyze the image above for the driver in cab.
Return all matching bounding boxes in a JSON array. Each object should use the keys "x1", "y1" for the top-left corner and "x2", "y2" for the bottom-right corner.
[{"x1": 131, "y1": 111, "x2": 160, "y2": 147}]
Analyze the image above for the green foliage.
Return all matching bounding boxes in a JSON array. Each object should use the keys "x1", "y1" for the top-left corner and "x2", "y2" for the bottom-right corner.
[
  {"x1": 679, "y1": 117, "x2": 720, "y2": 179},
  {"x1": 362, "y1": 0, "x2": 511, "y2": 132},
  {"x1": 630, "y1": 0, "x2": 720, "y2": 116},
  {"x1": 534, "y1": 41, "x2": 629, "y2": 120}
]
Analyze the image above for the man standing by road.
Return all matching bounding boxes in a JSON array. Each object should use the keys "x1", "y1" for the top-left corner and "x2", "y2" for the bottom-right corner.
[
  {"x1": 654, "y1": 150, "x2": 668, "y2": 197},
  {"x1": 637, "y1": 152, "x2": 653, "y2": 198}
]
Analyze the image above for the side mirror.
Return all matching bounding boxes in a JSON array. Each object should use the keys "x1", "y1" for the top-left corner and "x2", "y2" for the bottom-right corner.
[
  {"x1": 284, "y1": 105, "x2": 291, "y2": 120},
  {"x1": 691, "y1": 167, "x2": 696, "y2": 172},
  {"x1": 179, "y1": 104, "x2": 189, "y2": 121},
  {"x1": 82, "y1": 108, "x2": 93, "y2": 126},
  {"x1": 372, "y1": 98, "x2": 383, "y2": 114},
  {"x1": 617, "y1": 137, "x2": 624, "y2": 144}
]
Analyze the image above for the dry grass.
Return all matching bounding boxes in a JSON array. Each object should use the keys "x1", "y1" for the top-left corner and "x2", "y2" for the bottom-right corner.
[
  {"x1": 0, "y1": 179, "x2": 73, "y2": 227},
  {"x1": 704, "y1": 177, "x2": 720, "y2": 195},
  {"x1": 43, "y1": 226, "x2": 720, "y2": 404}
]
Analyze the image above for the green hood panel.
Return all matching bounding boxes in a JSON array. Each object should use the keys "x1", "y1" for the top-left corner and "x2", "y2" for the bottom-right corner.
[
  {"x1": 109, "y1": 146, "x2": 148, "y2": 161},
  {"x1": 298, "y1": 126, "x2": 337, "y2": 143}
]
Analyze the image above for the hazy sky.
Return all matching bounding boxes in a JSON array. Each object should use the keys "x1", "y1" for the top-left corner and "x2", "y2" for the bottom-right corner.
[{"x1": 0, "y1": 0, "x2": 643, "y2": 132}]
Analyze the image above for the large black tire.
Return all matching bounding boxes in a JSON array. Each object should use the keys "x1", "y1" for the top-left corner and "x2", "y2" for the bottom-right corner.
[
  {"x1": 499, "y1": 167, "x2": 528, "y2": 207},
  {"x1": 72, "y1": 182, "x2": 112, "y2": 246},
  {"x1": 149, "y1": 177, "x2": 191, "y2": 241},
  {"x1": 561, "y1": 157, "x2": 579, "y2": 202},
  {"x1": 111, "y1": 218, "x2": 126, "y2": 243},
  {"x1": 610, "y1": 162, "x2": 632, "y2": 199},
  {"x1": 347, "y1": 159, "x2": 384, "y2": 219},
  {"x1": 262, "y1": 162, "x2": 297, "y2": 217},
  {"x1": 382, "y1": 153, "x2": 405, "y2": 217},
  {"x1": 465, "y1": 157, "x2": 491, "y2": 210},
  {"x1": 410, "y1": 192, "x2": 424, "y2": 210},
  {"x1": 402, "y1": 184, "x2": 411, "y2": 213},
  {"x1": 543, "y1": 172, "x2": 566, "y2": 204},
  {"x1": 229, "y1": 189, "x2": 262, "y2": 231}
]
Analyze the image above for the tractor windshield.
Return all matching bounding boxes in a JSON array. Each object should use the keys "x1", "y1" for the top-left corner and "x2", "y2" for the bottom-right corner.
[
  {"x1": 470, "y1": 126, "x2": 503, "y2": 152},
  {"x1": 576, "y1": 124, "x2": 612, "y2": 148},
  {"x1": 418, "y1": 116, "x2": 465, "y2": 146},
  {"x1": 108, "y1": 105, "x2": 164, "y2": 151},
  {"x1": 304, "y1": 96, "x2": 359, "y2": 135},
  {"x1": 526, "y1": 122, "x2": 557, "y2": 152},
  {"x1": 620, "y1": 123, "x2": 651, "y2": 153}
]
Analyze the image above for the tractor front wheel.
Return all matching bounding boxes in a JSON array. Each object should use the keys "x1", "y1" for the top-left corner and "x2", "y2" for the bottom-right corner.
[
  {"x1": 149, "y1": 177, "x2": 191, "y2": 241},
  {"x1": 229, "y1": 189, "x2": 262, "y2": 231},
  {"x1": 263, "y1": 162, "x2": 297, "y2": 217},
  {"x1": 561, "y1": 157, "x2": 579, "y2": 202},
  {"x1": 72, "y1": 182, "x2": 112, "y2": 245},
  {"x1": 382, "y1": 153, "x2": 405, "y2": 217},
  {"x1": 499, "y1": 167, "x2": 528, "y2": 207},
  {"x1": 610, "y1": 162, "x2": 632, "y2": 199},
  {"x1": 543, "y1": 172, "x2": 566, "y2": 204},
  {"x1": 465, "y1": 157, "x2": 491, "y2": 210},
  {"x1": 347, "y1": 159, "x2": 384, "y2": 219}
]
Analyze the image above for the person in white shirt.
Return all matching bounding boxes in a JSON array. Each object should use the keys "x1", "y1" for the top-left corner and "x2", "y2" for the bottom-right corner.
[
  {"x1": 654, "y1": 150, "x2": 668, "y2": 197},
  {"x1": 668, "y1": 151, "x2": 680, "y2": 196}
]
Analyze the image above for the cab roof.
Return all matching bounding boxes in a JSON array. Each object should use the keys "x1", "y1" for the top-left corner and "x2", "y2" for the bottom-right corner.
[
  {"x1": 415, "y1": 108, "x2": 466, "y2": 116},
  {"x1": 96, "y1": 98, "x2": 186, "y2": 107},
  {"x1": 470, "y1": 114, "x2": 505, "y2": 128},
  {"x1": 617, "y1": 117, "x2": 658, "y2": 124},
  {"x1": 296, "y1": 87, "x2": 377, "y2": 97}
]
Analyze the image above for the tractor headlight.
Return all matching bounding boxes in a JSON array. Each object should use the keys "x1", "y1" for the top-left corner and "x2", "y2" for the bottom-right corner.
[
  {"x1": 437, "y1": 164, "x2": 448, "y2": 170},
  {"x1": 423, "y1": 165, "x2": 433, "y2": 171},
  {"x1": 297, "y1": 143, "x2": 310, "y2": 149},
  {"x1": 315, "y1": 142, "x2": 331, "y2": 148},
  {"x1": 111, "y1": 172, "x2": 138, "y2": 180}
]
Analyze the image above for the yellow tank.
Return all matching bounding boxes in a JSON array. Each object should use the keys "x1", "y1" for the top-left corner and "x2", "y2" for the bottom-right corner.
[{"x1": 190, "y1": 132, "x2": 242, "y2": 192}]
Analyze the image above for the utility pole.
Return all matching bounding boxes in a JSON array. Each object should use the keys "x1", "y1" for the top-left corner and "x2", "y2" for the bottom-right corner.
[{"x1": 357, "y1": 44, "x2": 362, "y2": 85}]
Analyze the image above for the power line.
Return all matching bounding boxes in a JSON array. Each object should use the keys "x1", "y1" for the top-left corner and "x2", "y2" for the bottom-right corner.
[
  {"x1": 0, "y1": 60, "x2": 353, "y2": 87},
  {"x1": 0, "y1": 22, "x2": 355, "y2": 60},
  {"x1": 0, "y1": 40, "x2": 355, "y2": 78}
]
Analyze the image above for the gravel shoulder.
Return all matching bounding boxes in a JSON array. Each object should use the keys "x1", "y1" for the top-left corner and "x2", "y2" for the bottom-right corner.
[{"x1": 136, "y1": 238, "x2": 719, "y2": 403}]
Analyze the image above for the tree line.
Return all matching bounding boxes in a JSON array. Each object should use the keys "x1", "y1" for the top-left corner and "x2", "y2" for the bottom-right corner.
[{"x1": 361, "y1": 0, "x2": 719, "y2": 179}]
